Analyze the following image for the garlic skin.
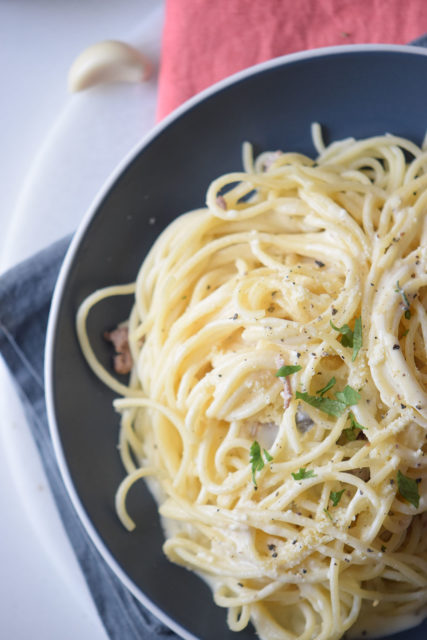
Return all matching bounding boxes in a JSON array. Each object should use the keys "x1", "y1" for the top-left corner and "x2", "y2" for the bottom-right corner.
[{"x1": 68, "y1": 40, "x2": 151, "y2": 92}]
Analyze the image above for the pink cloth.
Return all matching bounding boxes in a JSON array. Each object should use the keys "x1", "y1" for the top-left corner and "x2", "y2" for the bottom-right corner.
[{"x1": 156, "y1": 0, "x2": 427, "y2": 120}]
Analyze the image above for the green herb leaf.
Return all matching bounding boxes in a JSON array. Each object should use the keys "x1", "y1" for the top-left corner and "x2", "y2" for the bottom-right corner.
[
  {"x1": 334, "y1": 385, "x2": 360, "y2": 406},
  {"x1": 329, "y1": 489, "x2": 345, "y2": 507},
  {"x1": 330, "y1": 317, "x2": 362, "y2": 360},
  {"x1": 292, "y1": 467, "x2": 317, "y2": 480},
  {"x1": 343, "y1": 412, "x2": 367, "y2": 441},
  {"x1": 349, "y1": 412, "x2": 367, "y2": 431},
  {"x1": 296, "y1": 384, "x2": 360, "y2": 418},
  {"x1": 352, "y1": 317, "x2": 362, "y2": 361},
  {"x1": 250, "y1": 441, "x2": 264, "y2": 486},
  {"x1": 263, "y1": 449, "x2": 273, "y2": 462},
  {"x1": 295, "y1": 391, "x2": 347, "y2": 417},
  {"x1": 397, "y1": 470, "x2": 420, "y2": 508},
  {"x1": 343, "y1": 425, "x2": 358, "y2": 441},
  {"x1": 276, "y1": 364, "x2": 302, "y2": 377},
  {"x1": 323, "y1": 508, "x2": 333, "y2": 521},
  {"x1": 395, "y1": 281, "x2": 411, "y2": 320},
  {"x1": 330, "y1": 320, "x2": 354, "y2": 347},
  {"x1": 250, "y1": 441, "x2": 273, "y2": 487},
  {"x1": 316, "y1": 377, "x2": 336, "y2": 396}
]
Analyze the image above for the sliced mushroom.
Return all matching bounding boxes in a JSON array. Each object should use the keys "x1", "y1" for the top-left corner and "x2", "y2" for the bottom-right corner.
[
  {"x1": 295, "y1": 409, "x2": 314, "y2": 434},
  {"x1": 104, "y1": 325, "x2": 133, "y2": 375}
]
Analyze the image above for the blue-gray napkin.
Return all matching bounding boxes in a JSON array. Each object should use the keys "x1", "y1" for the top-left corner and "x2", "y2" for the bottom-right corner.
[{"x1": 0, "y1": 235, "x2": 179, "y2": 640}]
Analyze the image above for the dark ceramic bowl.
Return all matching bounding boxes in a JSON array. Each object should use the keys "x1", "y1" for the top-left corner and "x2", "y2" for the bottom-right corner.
[{"x1": 46, "y1": 45, "x2": 427, "y2": 640}]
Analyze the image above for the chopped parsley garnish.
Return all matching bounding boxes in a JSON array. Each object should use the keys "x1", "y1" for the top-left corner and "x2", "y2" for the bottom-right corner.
[
  {"x1": 352, "y1": 317, "x2": 363, "y2": 361},
  {"x1": 343, "y1": 412, "x2": 368, "y2": 441},
  {"x1": 295, "y1": 391, "x2": 348, "y2": 417},
  {"x1": 250, "y1": 441, "x2": 273, "y2": 487},
  {"x1": 323, "y1": 508, "x2": 333, "y2": 521},
  {"x1": 329, "y1": 489, "x2": 345, "y2": 507},
  {"x1": 397, "y1": 470, "x2": 420, "y2": 508},
  {"x1": 276, "y1": 364, "x2": 302, "y2": 378},
  {"x1": 330, "y1": 316, "x2": 362, "y2": 360},
  {"x1": 395, "y1": 281, "x2": 411, "y2": 319},
  {"x1": 296, "y1": 384, "x2": 360, "y2": 417},
  {"x1": 316, "y1": 377, "x2": 336, "y2": 396},
  {"x1": 330, "y1": 320, "x2": 353, "y2": 346},
  {"x1": 292, "y1": 467, "x2": 317, "y2": 480},
  {"x1": 335, "y1": 386, "x2": 361, "y2": 406}
]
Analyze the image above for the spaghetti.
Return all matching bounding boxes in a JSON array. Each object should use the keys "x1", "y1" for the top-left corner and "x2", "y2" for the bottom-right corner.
[{"x1": 77, "y1": 126, "x2": 427, "y2": 640}]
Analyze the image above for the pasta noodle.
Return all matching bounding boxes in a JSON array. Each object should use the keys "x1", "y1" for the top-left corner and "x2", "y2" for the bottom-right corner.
[{"x1": 77, "y1": 126, "x2": 427, "y2": 640}]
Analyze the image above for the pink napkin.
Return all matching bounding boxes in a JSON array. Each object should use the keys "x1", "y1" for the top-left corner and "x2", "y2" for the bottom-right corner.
[{"x1": 156, "y1": 0, "x2": 427, "y2": 120}]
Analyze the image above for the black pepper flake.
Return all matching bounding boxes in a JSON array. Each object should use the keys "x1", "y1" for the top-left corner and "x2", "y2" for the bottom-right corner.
[
  {"x1": 237, "y1": 582, "x2": 243, "y2": 587},
  {"x1": 296, "y1": 352, "x2": 301, "y2": 358},
  {"x1": 400, "y1": 403, "x2": 406, "y2": 409},
  {"x1": 302, "y1": 569, "x2": 307, "y2": 574},
  {"x1": 331, "y1": 307, "x2": 338, "y2": 316},
  {"x1": 232, "y1": 313, "x2": 239, "y2": 320},
  {"x1": 392, "y1": 344, "x2": 400, "y2": 350},
  {"x1": 268, "y1": 544, "x2": 276, "y2": 551},
  {"x1": 315, "y1": 260, "x2": 325, "y2": 267},
  {"x1": 272, "y1": 552, "x2": 278, "y2": 558},
  {"x1": 292, "y1": 539, "x2": 297, "y2": 545}
]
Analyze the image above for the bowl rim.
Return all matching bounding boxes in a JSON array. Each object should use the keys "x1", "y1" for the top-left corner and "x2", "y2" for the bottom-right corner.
[{"x1": 44, "y1": 42, "x2": 427, "y2": 640}]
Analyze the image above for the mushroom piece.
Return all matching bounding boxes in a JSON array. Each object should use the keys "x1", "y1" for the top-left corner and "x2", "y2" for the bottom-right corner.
[{"x1": 104, "y1": 325, "x2": 133, "y2": 375}]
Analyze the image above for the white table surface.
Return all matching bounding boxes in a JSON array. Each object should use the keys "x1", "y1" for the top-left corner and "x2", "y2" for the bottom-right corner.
[{"x1": 0, "y1": 2, "x2": 164, "y2": 638}]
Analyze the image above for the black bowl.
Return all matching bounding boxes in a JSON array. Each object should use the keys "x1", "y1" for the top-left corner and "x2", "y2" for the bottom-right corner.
[{"x1": 46, "y1": 44, "x2": 427, "y2": 640}]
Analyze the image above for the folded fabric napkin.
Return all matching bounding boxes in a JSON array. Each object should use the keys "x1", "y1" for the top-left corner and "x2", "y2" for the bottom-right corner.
[
  {"x1": 157, "y1": 0, "x2": 427, "y2": 119},
  {"x1": 1, "y1": 2, "x2": 427, "y2": 639}
]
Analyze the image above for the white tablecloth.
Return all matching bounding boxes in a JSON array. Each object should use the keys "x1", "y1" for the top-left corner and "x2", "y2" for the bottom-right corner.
[{"x1": 0, "y1": 2, "x2": 164, "y2": 637}]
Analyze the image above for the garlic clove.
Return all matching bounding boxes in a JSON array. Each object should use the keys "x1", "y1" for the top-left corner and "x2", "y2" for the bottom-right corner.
[{"x1": 68, "y1": 40, "x2": 151, "y2": 93}]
